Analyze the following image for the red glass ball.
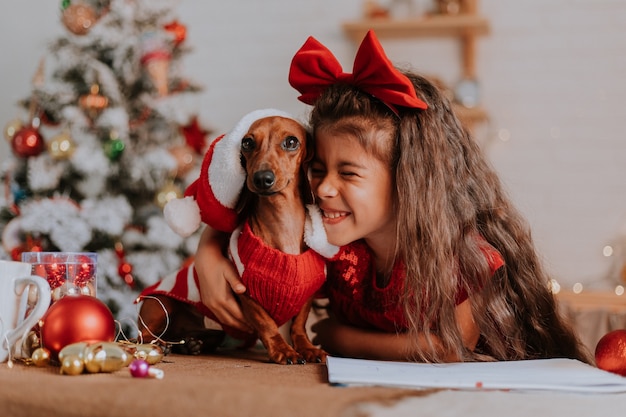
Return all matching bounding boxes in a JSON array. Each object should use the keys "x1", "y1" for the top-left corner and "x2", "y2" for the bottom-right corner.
[
  {"x1": 11, "y1": 126, "x2": 45, "y2": 157},
  {"x1": 40, "y1": 295, "x2": 115, "y2": 359},
  {"x1": 595, "y1": 329, "x2": 626, "y2": 376}
]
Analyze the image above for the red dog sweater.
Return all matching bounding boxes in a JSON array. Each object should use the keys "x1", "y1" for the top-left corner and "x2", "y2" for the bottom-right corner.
[{"x1": 138, "y1": 220, "x2": 327, "y2": 339}]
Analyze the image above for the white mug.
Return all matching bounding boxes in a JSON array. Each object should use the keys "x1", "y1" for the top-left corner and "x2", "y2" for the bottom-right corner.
[{"x1": 0, "y1": 260, "x2": 51, "y2": 363}]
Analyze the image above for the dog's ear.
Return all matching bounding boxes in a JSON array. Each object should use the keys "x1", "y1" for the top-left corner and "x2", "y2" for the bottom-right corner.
[
  {"x1": 300, "y1": 173, "x2": 315, "y2": 205},
  {"x1": 236, "y1": 150, "x2": 256, "y2": 218},
  {"x1": 302, "y1": 130, "x2": 314, "y2": 165},
  {"x1": 239, "y1": 151, "x2": 247, "y2": 170},
  {"x1": 300, "y1": 131, "x2": 315, "y2": 205},
  {"x1": 235, "y1": 186, "x2": 256, "y2": 220}
]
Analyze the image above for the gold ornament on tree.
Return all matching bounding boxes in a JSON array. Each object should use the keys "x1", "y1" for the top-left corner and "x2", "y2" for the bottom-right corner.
[
  {"x1": 155, "y1": 181, "x2": 182, "y2": 209},
  {"x1": 79, "y1": 84, "x2": 109, "y2": 120},
  {"x1": 4, "y1": 118, "x2": 24, "y2": 142},
  {"x1": 61, "y1": 2, "x2": 98, "y2": 36},
  {"x1": 48, "y1": 130, "x2": 76, "y2": 159}
]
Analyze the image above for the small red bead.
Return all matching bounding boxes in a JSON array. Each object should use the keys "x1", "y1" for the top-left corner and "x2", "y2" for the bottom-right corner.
[{"x1": 118, "y1": 262, "x2": 132, "y2": 275}]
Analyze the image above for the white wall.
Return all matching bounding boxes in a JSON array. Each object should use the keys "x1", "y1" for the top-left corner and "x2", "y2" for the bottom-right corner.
[{"x1": 1, "y1": 0, "x2": 626, "y2": 289}]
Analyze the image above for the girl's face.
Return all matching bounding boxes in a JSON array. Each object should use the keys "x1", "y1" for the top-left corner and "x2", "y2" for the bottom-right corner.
[{"x1": 310, "y1": 128, "x2": 396, "y2": 255}]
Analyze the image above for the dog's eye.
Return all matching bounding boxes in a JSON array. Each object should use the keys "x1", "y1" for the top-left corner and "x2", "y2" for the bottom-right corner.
[
  {"x1": 282, "y1": 136, "x2": 300, "y2": 151},
  {"x1": 241, "y1": 137, "x2": 255, "y2": 152}
]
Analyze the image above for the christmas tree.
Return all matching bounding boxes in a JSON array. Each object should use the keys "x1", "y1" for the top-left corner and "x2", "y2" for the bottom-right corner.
[{"x1": 0, "y1": 0, "x2": 210, "y2": 329}]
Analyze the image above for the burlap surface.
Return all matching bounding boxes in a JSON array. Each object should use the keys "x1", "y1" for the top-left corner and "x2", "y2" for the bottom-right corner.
[{"x1": 0, "y1": 349, "x2": 429, "y2": 417}]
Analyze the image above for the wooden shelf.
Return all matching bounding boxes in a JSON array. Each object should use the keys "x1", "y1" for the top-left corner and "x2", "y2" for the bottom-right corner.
[
  {"x1": 342, "y1": 14, "x2": 490, "y2": 42},
  {"x1": 342, "y1": 9, "x2": 490, "y2": 129},
  {"x1": 556, "y1": 290, "x2": 626, "y2": 313},
  {"x1": 341, "y1": 3, "x2": 490, "y2": 132},
  {"x1": 453, "y1": 104, "x2": 488, "y2": 126}
]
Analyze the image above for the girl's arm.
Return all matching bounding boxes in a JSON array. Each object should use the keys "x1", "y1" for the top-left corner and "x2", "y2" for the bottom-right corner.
[
  {"x1": 311, "y1": 299, "x2": 479, "y2": 362},
  {"x1": 194, "y1": 226, "x2": 252, "y2": 333}
]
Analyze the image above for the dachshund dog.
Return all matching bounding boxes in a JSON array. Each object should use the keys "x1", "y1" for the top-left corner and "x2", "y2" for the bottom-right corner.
[{"x1": 137, "y1": 113, "x2": 333, "y2": 365}]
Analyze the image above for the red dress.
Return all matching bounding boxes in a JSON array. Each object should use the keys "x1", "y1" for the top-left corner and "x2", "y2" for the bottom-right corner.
[{"x1": 324, "y1": 238, "x2": 504, "y2": 332}]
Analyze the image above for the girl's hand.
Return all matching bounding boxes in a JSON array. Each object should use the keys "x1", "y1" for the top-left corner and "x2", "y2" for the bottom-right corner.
[
  {"x1": 311, "y1": 314, "x2": 412, "y2": 361},
  {"x1": 312, "y1": 299, "x2": 480, "y2": 362},
  {"x1": 195, "y1": 227, "x2": 253, "y2": 334},
  {"x1": 310, "y1": 315, "x2": 344, "y2": 356},
  {"x1": 311, "y1": 314, "x2": 366, "y2": 357}
]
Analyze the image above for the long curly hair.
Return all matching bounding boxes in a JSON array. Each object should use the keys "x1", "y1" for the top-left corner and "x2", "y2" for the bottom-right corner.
[{"x1": 309, "y1": 72, "x2": 591, "y2": 363}]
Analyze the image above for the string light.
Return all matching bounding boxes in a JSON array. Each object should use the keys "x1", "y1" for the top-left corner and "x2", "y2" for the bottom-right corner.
[
  {"x1": 497, "y1": 128, "x2": 510, "y2": 142},
  {"x1": 572, "y1": 283, "x2": 584, "y2": 294},
  {"x1": 549, "y1": 278, "x2": 625, "y2": 297}
]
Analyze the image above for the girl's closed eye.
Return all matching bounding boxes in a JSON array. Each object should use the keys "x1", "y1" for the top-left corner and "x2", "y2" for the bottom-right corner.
[
  {"x1": 338, "y1": 161, "x2": 370, "y2": 179},
  {"x1": 340, "y1": 169, "x2": 358, "y2": 178}
]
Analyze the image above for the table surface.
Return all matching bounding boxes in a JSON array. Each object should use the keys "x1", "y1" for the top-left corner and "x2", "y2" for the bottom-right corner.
[
  {"x1": 2, "y1": 347, "x2": 626, "y2": 417},
  {"x1": 0, "y1": 349, "x2": 418, "y2": 417}
]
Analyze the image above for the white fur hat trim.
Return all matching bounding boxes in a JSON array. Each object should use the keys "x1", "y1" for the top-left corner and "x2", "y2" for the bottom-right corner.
[
  {"x1": 304, "y1": 204, "x2": 339, "y2": 259},
  {"x1": 163, "y1": 196, "x2": 201, "y2": 237}
]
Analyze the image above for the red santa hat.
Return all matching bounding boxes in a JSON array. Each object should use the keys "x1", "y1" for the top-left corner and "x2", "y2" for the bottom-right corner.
[{"x1": 164, "y1": 108, "x2": 300, "y2": 236}]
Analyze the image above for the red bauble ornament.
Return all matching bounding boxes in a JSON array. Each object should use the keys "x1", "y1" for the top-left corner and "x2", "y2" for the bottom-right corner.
[
  {"x1": 39, "y1": 295, "x2": 115, "y2": 359},
  {"x1": 11, "y1": 126, "x2": 45, "y2": 157},
  {"x1": 595, "y1": 329, "x2": 626, "y2": 376}
]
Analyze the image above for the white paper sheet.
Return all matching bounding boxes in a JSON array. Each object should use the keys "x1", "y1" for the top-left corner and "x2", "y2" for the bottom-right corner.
[{"x1": 326, "y1": 356, "x2": 626, "y2": 393}]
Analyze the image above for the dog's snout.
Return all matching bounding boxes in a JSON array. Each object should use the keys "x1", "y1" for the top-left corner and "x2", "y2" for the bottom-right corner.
[{"x1": 253, "y1": 170, "x2": 276, "y2": 190}]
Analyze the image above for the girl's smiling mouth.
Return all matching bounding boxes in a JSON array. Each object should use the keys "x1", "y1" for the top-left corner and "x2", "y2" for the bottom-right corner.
[{"x1": 321, "y1": 209, "x2": 349, "y2": 223}]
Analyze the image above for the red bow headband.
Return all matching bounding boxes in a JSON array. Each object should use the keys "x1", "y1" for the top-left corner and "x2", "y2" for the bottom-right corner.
[{"x1": 289, "y1": 29, "x2": 428, "y2": 112}]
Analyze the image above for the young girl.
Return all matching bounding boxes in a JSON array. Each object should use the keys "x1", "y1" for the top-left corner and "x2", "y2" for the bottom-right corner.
[{"x1": 197, "y1": 30, "x2": 590, "y2": 364}]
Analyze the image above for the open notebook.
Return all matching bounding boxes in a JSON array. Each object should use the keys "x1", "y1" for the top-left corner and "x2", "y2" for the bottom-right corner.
[{"x1": 327, "y1": 356, "x2": 626, "y2": 393}]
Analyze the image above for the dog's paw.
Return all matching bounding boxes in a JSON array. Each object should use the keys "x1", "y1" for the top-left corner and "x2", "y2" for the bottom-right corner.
[
  {"x1": 270, "y1": 350, "x2": 305, "y2": 365},
  {"x1": 267, "y1": 345, "x2": 306, "y2": 365},
  {"x1": 297, "y1": 347, "x2": 327, "y2": 364},
  {"x1": 265, "y1": 334, "x2": 307, "y2": 365}
]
